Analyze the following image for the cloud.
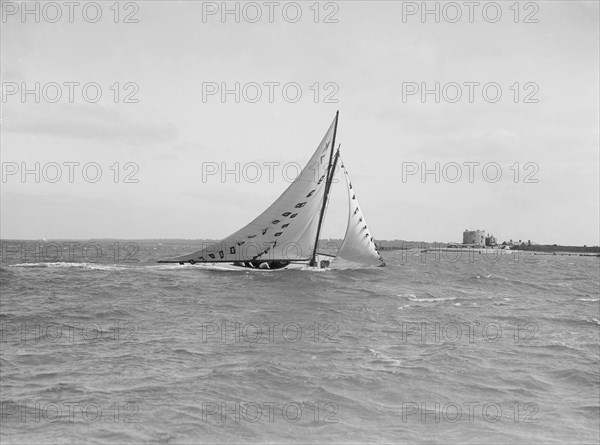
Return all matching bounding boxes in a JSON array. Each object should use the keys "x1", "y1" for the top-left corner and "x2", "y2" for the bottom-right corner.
[{"x1": 3, "y1": 103, "x2": 177, "y2": 145}]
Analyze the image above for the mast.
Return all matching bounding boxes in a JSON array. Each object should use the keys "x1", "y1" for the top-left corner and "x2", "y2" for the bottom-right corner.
[{"x1": 310, "y1": 111, "x2": 339, "y2": 267}]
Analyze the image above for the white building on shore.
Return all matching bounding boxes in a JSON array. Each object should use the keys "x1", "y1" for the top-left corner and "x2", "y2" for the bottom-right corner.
[{"x1": 463, "y1": 229, "x2": 485, "y2": 246}]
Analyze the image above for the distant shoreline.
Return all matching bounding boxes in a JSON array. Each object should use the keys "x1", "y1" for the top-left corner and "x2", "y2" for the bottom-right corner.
[
  {"x1": 1, "y1": 239, "x2": 599, "y2": 256},
  {"x1": 377, "y1": 243, "x2": 600, "y2": 255},
  {"x1": 418, "y1": 247, "x2": 599, "y2": 257}
]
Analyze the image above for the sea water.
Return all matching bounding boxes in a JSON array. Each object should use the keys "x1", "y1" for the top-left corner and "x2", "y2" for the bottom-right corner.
[{"x1": 1, "y1": 241, "x2": 599, "y2": 444}]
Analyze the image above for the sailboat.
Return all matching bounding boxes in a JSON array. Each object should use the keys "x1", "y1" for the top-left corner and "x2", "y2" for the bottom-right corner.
[{"x1": 158, "y1": 112, "x2": 385, "y2": 270}]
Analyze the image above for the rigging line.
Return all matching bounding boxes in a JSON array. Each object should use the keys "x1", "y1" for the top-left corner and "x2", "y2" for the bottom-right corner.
[
  {"x1": 310, "y1": 111, "x2": 339, "y2": 266},
  {"x1": 315, "y1": 145, "x2": 341, "y2": 257}
]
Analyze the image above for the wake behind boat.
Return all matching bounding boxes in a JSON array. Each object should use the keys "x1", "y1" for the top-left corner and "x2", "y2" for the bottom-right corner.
[{"x1": 158, "y1": 112, "x2": 384, "y2": 270}]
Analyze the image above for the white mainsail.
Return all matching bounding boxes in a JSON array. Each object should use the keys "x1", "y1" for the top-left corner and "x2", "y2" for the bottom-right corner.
[
  {"x1": 160, "y1": 114, "x2": 339, "y2": 264},
  {"x1": 330, "y1": 155, "x2": 385, "y2": 269}
]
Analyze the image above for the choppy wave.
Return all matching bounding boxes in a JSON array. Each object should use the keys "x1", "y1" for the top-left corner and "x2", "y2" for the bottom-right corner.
[
  {"x1": 1, "y1": 245, "x2": 599, "y2": 443},
  {"x1": 10, "y1": 262, "x2": 131, "y2": 271},
  {"x1": 399, "y1": 293, "x2": 459, "y2": 303}
]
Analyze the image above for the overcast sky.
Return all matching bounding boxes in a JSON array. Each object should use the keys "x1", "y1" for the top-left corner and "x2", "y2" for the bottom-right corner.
[{"x1": 1, "y1": 1, "x2": 598, "y2": 245}]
